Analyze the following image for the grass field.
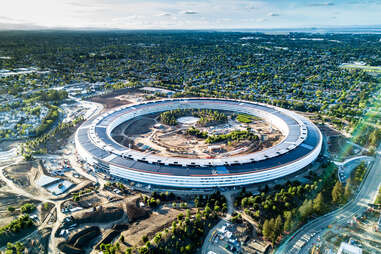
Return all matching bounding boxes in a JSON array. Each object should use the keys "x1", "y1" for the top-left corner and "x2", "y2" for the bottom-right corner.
[
  {"x1": 340, "y1": 64, "x2": 381, "y2": 73},
  {"x1": 236, "y1": 114, "x2": 260, "y2": 123}
]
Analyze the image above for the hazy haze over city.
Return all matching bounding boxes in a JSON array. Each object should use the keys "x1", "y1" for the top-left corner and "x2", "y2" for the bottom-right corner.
[{"x1": 0, "y1": 0, "x2": 380, "y2": 30}]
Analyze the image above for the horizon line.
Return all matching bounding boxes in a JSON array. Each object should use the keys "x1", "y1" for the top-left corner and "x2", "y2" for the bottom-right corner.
[{"x1": 0, "y1": 24, "x2": 380, "y2": 33}]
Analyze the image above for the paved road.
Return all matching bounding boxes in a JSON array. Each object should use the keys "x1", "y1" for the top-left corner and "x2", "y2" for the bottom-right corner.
[
  {"x1": 0, "y1": 148, "x2": 18, "y2": 162},
  {"x1": 334, "y1": 155, "x2": 373, "y2": 167},
  {"x1": 0, "y1": 96, "x2": 105, "y2": 253},
  {"x1": 276, "y1": 150, "x2": 381, "y2": 254},
  {"x1": 336, "y1": 156, "x2": 374, "y2": 183},
  {"x1": 0, "y1": 162, "x2": 66, "y2": 253}
]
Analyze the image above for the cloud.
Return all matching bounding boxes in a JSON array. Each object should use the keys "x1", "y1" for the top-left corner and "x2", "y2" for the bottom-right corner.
[
  {"x1": 0, "y1": 16, "x2": 14, "y2": 21},
  {"x1": 182, "y1": 10, "x2": 198, "y2": 15},
  {"x1": 0, "y1": 0, "x2": 380, "y2": 30},
  {"x1": 0, "y1": 22, "x2": 45, "y2": 30},
  {"x1": 158, "y1": 13, "x2": 171, "y2": 17},
  {"x1": 267, "y1": 12, "x2": 280, "y2": 17},
  {"x1": 308, "y1": 2, "x2": 335, "y2": 7},
  {"x1": 0, "y1": 16, "x2": 29, "y2": 24},
  {"x1": 347, "y1": 0, "x2": 381, "y2": 4}
]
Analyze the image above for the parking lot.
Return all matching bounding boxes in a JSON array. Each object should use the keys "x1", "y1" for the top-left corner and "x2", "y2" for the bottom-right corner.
[{"x1": 207, "y1": 222, "x2": 242, "y2": 254}]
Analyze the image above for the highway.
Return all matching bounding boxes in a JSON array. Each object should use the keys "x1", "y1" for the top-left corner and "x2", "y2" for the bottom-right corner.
[{"x1": 276, "y1": 148, "x2": 381, "y2": 254}]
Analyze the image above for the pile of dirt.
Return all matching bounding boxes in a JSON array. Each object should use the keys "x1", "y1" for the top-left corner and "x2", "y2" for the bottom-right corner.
[
  {"x1": 3, "y1": 162, "x2": 35, "y2": 187},
  {"x1": 95, "y1": 229, "x2": 120, "y2": 250},
  {"x1": 57, "y1": 243, "x2": 83, "y2": 254},
  {"x1": 69, "y1": 226, "x2": 101, "y2": 248},
  {"x1": 63, "y1": 194, "x2": 101, "y2": 210},
  {"x1": 126, "y1": 199, "x2": 149, "y2": 223},
  {"x1": 73, "y1": 205, "x2": 123, "y2": 224},
  {"x1": 112, "y1": 224, "x2": 129, "y2": 231},
  {"x1": 58, "y1": 226, "x2": 101, "y2": 253},
  {"x1": 7, "y1": 161, "x2": 33, "y2": 173},
  {"x1": 93, "y1": 224, "x2": 129, "y2": 250}
]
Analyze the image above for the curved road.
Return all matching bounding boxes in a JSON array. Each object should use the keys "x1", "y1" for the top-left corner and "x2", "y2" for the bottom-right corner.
[
  {"x1": 276, "y1": 147, "x2": 381, "y2": 254},
  {"x1": 0, "y1": 162, "x2": 65, "y2": 253},
  {"x1": 0, "y1": 148, "x2": 18, "y2": 162},
  {"x1": 0, "y1": 98, "x2": 104, "y2": 253}
]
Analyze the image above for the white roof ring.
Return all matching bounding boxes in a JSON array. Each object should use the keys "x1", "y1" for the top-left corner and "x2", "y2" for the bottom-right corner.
[{"x1": 86, "y1": 98, "x2": 314, "y2": 167}]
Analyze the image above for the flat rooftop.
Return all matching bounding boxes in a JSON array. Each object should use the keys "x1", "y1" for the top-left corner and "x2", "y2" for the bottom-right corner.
[{"x1": 76, "y1": 98, "x2": 322, "y2": 177}]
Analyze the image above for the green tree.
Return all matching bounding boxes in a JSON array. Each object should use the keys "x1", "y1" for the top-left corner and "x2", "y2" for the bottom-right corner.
[
  {"x1": 241, "y1": 197, "x2": 248, "y2": 208},
  {"x1": 142, "y1": 235, "x2": 148, "y2": 243},
  {"x1": 332, "y1": 181, "x2": 344, "y2": 204},
  {"x1": 344, "y1": 179, "x2": 352, "y2": 201},
  {"x1": 268, "y1": 218, "x2": 276, "y2": 243},
  {"x1": 262, "y1": 219, "x2": 271, "y2": 239},
  {"x1": 313, "y1": 192, "x2": 324, "y2": 214},
  {"x1": 7, "y1": 206, "x2": 15, "y2": 213},
  {"x1": 274, "y1": 215, "x2": 283, "y2": 237},
  {"x1": 283, "y1": 211, "x2": 292, "y2": 232},
  {"x1": 20, "y1": 203, "x2": 36, "y2": 214},
  {"x1": 185, "y1": 244, "x2": 192, "y2": 252},
  {"x1": 43, "y1": 202, "x2": 49, "y2": 210},
  {"x1": 298, "y1": 199, "x2": 313, "y2": 220}
]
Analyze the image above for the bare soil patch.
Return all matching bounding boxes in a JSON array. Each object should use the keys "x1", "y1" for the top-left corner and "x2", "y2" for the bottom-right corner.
[
  {"x1": 23, "y1": 227, "x2": 52, "y2": 254},
  {"x1": 62, "y1": 193, "x2": 102, "y2": 210},
  {"x1": 7, "y1": 161, "x2": 34, "y2": 173},
  {"x1": 0, "y1": 192, "x2": 40, "y2": 227},
  {"x1": 124, "y1": 118, "x2": 156, "y2": 136},
  {"x1": 121, "y1": 207, "x2": 187, "y2": 247},
  {"x1": 58, "y1": 226, "x2": 101, "y2": 254},
  {"x1": 126, "y1": 198, "x2": 150, "y2": 223},
  {"x1": 111, "y1": 109, "x2": 283, "y2": 159},
  {"x1": 4, "y1": 161, "x2": 49, "y2": 196},
  {"x1": 111, "y1": 115, "x2": 157, "y2": 148},
  {"x1": 88, "y1": 88, "x2": 135, "y2": 109},
  {"x1": 73, "y1": 204, "x2": 124, "y2": 225},
  {"x1": 39, "y1": 202, "x2": 55, "y2": 223}
]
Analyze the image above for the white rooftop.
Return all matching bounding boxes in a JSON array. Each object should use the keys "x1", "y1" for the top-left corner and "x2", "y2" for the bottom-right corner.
[
  {"x1": 337, "y1": 242, "x2": 362, "y2": 254},
  {"x1": 45, "y1": 180, "x2": 74, "y2": 195},
  {"x1": 140, "y1": 87, "x2": 174, "y2": 95},
  {"x1": 36, "y1": 174, "x2": 60, "y2": 187}
]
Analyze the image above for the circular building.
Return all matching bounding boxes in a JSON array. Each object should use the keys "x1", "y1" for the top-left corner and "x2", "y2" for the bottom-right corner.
[{"x1": 75, "y1": 98, "x2": 322, "y2": 189}]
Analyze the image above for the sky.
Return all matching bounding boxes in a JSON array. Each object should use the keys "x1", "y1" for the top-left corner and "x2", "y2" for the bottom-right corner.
[{"x1": 0, "y1": 0, "x2": 380, "y2": 30}]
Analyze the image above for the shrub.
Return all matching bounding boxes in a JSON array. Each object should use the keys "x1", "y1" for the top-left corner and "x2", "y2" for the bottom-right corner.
[{"x1": 20, "y1": 203, "x2": 36, "y2": 214}]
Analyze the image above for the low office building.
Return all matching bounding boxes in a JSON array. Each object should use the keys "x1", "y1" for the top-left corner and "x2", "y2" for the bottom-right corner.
[{"x1": 337, "y1": 242, "x2": 362, "y2": 254}]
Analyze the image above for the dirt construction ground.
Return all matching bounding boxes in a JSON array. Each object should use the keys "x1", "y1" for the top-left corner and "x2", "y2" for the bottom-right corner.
[
  {"x1": 88, "y1": 88, "x2": 143, "y2": 110},
  {"x1": 120, "y1": 207, "x2": 192, "y2": 249},
  {"x1": 0, "y1": 191, "x2": 40, "y2": 227},
  {"x1": 3, "y1": 161, "x2": 49, "y2": 196}
]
